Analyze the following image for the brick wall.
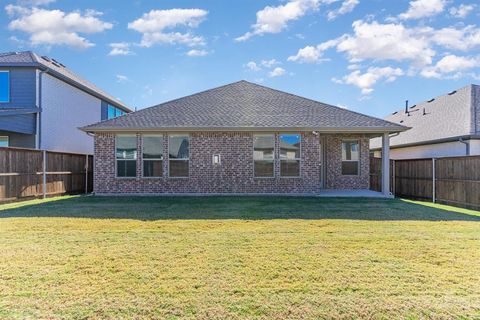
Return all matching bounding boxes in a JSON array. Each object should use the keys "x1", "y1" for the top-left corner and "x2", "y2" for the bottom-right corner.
[{"x1": 94, "y1": 131, "x2": 371, "y2": 194}]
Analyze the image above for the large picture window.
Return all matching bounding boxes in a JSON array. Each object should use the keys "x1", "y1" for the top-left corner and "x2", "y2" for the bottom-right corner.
[
  {"x1": 342, "y1": 140, "x2": 359, "y2": 175},
  {"x1": 116, "y1": 135, "x2": 137, "y2": 177},
  {"x1": 143, "y1": 135, "x2": 163, "y2": 177},
  {"x1": 280, "y1": 134, "x2": 301, "y2": 177},
  {"x1": 253, "y1": 134, "x2": 275, "y2": 177},
  {"x1": 169, "y1": 135, "x2": 189, "y2": 177},
  {"x1": 0, "y1": 71, "x2": 10, "y2": 103}
]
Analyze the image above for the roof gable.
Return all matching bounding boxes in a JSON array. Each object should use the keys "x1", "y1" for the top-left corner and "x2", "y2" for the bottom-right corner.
[{"x1": 82, "y1": 81, "x2": 407, "y2": 132}]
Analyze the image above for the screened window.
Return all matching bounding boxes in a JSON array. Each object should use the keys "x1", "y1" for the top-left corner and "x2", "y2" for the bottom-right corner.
[
  {"x1": 108, "y1": 105, "x2": 125, "y2": 119},
  {"x1": 116, "y1": 135, "x2": 137, "y2": 177},
  {"x1": 342, "y1": 140, "x2": 359, "y2": 175},
  {"x1": 169, "y1": 135, "x2": 189, "y2": 177},
  {"x1": 280, "y1": 134, "x2": 301, "y2": 177},
  {"x1": 143, "y1": 135, "x2": 163, "y2": 177},
  {"x1": 253, "y1": 134, "x2": 275, "y2": 177},
  {"x1": 0, "y1": 71, "x2": 10, "y2": 103},
  {"x1": 0, "y1": 136, "x2": 8, "y2": 147}
]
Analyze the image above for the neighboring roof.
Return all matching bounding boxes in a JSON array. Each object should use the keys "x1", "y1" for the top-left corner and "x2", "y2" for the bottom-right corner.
[
  {"x1": 371, "y1": 84, "x2": 479, "y2": 150},
  {"x1": 0, "y1": 51, "x2": 131, "y2": 112},
  {"x1": 82, "y1": 81, "x2": 407, "y2": 133}
]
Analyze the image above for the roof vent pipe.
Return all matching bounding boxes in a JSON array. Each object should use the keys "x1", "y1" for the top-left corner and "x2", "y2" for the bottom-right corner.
[{"x1": 405, "y1": 100, "x2": 409, "y2": 115}]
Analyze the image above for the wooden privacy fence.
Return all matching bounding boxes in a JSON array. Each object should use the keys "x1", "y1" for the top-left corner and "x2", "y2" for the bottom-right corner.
[
  {"x1": 370, "y1": 155, "x2": 480, "y2": 210},
  {"x1": 0, "y1": 147, "x2": 93, "y2": 203}
]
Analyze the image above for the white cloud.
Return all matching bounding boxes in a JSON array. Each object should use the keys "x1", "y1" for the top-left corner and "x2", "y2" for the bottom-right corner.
[
  {"x1": 398, "y1": 0, "x2": 446, "y2": 20},
  {"x1": 128, "y1": 8, "x2": 208, "y2": 47},
  {"x1": 186, "y1": 49, "x2": 209, "y2": 57},
  {"x1": 337, "y1": 21, "x2": 434, "y2": 66},
  {"x1": 421, "y1": 55, "x2": 480, "y2": 78},
  {"x1": 429, "y1": 26, "x2": 480, "y2": 51},
  {"x1": 261, "y1": 59, "x2": 280, "y2": 68},
  {"x1": 327, "y1": 0, "x2": 359, "y2": 20},
  {"x1": 245, "y1": 61, "x2": 261, "y2": 71},
  {"x1": 108, "y1": 42, "x2": 133, "y2": 56},
  {"x1": 269, "y1": 67, "x2": 286, "y2": 77},
  {"x1": 337, "y1": 66, "x2": 404, "y2": 94},
  {"x1": 236, "y1": 0, "x2": 320, "y2": 41},
  {"x1": 449, "y1": 4, "x2": 475, "y2": 18},
  {"x1": 116, "y1": 74, "x2": 129, "y2": 83},
  {"x1": 17, "y1": 0, "x2": 56, "y2": 5},
  {"x1": 287, "y1": 39, "x2": 338, "y2": 63},
  {"x1": 6, "y1": 5, "x2": 112, "y2": 49}
]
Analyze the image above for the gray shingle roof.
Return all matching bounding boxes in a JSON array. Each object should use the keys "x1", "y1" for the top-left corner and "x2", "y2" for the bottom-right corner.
[
  {"x1": 370, "y1": 84, "x2": 479, "y2": 149},
  {"x1": 0, "y1": 51, "x2": 131, "y2": 111},
  {"x1": 82, "y1": 81, "x2": 407, "y2": 133}
]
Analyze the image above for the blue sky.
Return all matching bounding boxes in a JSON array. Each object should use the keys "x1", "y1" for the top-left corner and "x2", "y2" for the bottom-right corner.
[{"x1": 1, "y1": 0, "x2": 479, "y2": 117}]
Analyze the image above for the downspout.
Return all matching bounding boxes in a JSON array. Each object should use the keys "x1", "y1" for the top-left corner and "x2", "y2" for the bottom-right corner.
[
  {"x1": 459, "y1": 137, "x2": 470, "y2": 156},
  {"x1": 37, "y1": 68, "x2": 49, "y2": 149}
]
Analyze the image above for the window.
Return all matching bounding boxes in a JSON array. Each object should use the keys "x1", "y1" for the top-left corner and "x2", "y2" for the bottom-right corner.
[
  {"x1": 143, "y1": 135, "x2": 163, "y2": 177},
  {"x1": 169, "y1": 135, "x2": 189, "y2": 177},
  {"x1": 342, "y1": 140, "x2": 359, "y2": 175},
  {"x1": 253, "y1": 134, "x2": 274, "y2": 177},
  {"x1": 107, "y1": 104, "x2": 125, "y2": 119},
  {"x1": 0, "y1": 136, "x2": 8, "y2": 147},
  {"x1": 0, "y1": 71, "x2": 10, "y2": 103},
  {"x1": 116, "y1": 135, "x2": 137, "y2": 177},
  {"x1": 280, "y1": 134, "x2": 301, "y2": 177}
]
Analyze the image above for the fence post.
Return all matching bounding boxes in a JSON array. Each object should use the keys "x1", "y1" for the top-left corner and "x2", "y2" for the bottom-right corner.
[
  {"x1": 392, "y1": 160, "x2": 396, "y2": 196},
  {"x1": 432, "y1": 158, "x2": 436, "y2": 203},
  {"x1": 85, "y1": 154, "x2": 88, "y2": 194},
  {"x1": 42, "y1": 150, "x2": 47, "y2": 199}
]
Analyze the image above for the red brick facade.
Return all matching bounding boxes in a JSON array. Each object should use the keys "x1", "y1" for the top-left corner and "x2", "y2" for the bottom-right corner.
[{"x1": 94, "y1": 132, "x2": 372, "y2": 194}]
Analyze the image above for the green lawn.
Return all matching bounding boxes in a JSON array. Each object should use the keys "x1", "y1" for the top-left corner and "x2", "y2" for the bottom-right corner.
[{"x1": 1, "y1": 196, "x2": 479, "y2": 319}]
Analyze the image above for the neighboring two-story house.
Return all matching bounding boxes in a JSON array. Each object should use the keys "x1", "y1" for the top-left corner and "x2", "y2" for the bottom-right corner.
[
  {"x1": 371, "y1": 84, "x2": 480, "y2": 159},
  {"x1": 0, "y1": 51, "x2": 132, "y2": 154}
]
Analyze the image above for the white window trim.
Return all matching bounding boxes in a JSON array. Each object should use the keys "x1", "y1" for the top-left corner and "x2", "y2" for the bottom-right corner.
[
  {"x1": 142, "y1": 134, "x2": 164, "y2": 178},
  {"x1": 253, "y1": 133, "x2": 275, "y2": 178},
  {"x1": 341, "y1": 140, "x2": 360, "y2": 176},
  {"x1": 279, "y1": 133, "x2": 301, "y2": 178},
  {"x1": 168, "y1": 134, "x2": 190, "y2": 178},
  {"x1": 0, "y1": 136, "x2": 9, "y2": 147},
  {"x1": 0, "y1": 71, "x2": 10, "y2": 103},
  {"x1": 115, "y1": 134, "x2": 137, "y2": 179}
]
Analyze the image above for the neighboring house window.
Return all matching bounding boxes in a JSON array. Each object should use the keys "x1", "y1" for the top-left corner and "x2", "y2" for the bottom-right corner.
[
  {"x1": 0, "y1": 136, "x2": 8, "y2": 147},
  {"x1": 116, "y1": 135, "x2": 137, "y2": 177},
  {"x1": 342, "y1": 140, "x2": 360, "y2": 175},
  {"x1": 280, "y1": 134, "x2": 301, "y2": 177},
  {"x1": 143, "y1": 135, "x2": 163, "y2": 177},
  {"x1": 0, "y1": 71, "x2": 10, "y2": 103},
  {"x1": 169, "y1": 135, "x2": 189, "y2": 177},
  {"x1": 253, "y1": 134, "x2": 275, "y2": 177},
  {"x1": 108, "y1": 104, "x2": 125, "y2": 119}
]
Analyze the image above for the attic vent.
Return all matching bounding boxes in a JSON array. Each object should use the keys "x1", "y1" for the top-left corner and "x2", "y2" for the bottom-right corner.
[
  {"x1": 427, "y1": 98, "x2": 435, "y2": 103},
  {"x1": 448, "y1": 90, "x2": 457, "y2": 95},
  {"x1": 400, "y1": 120, "x2": 404, "y2": 123},
  {"x1": 41, "y1": 56, "x2": 51, "y2": 62},
  {"x1": 392, "y1": 111, "x2": 398, "y2": 115},
  {"x1": 410, "y1": 104, "x2": 417, "y2": 109},
  {"x1": 51, "y1": 58, "x2": 64, "y2": 67},
  {"x1": 51, "y1": 61, "x2": 61, "y2": 67}
]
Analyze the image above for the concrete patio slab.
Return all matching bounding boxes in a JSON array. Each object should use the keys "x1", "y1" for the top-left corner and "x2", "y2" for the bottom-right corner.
[{"x1": 318, "y1": 189, "x2": 392, "y2": 198}]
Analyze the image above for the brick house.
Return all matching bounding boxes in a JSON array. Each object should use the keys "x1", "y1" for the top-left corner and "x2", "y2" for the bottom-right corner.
[{"x1": 82, "y1": 81, "x2": 407, "y2": 195}]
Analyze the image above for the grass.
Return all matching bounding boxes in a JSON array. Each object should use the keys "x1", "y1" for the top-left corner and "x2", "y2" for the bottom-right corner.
[{"x1": 1, "y1": 196, "x2": 479, "y2": 319}]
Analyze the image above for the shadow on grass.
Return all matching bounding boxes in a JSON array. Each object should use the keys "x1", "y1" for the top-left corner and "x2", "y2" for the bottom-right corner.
[{"x1": 0, "y1": 195, "x2": 479, "y2": 221}]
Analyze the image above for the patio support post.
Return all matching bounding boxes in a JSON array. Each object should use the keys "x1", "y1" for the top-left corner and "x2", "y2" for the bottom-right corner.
[{"x1": 381, "y1": 133, "x2": 390, "y2": 197}]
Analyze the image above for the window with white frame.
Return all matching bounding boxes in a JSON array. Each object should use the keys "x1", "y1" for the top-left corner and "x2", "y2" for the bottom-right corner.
[
  {"x1": 143, "y1": 135, "x2": 163, "y2": 177},
  {"x1": 253, "y1": 134, "x2": 275, "y2": 177},
  {"x1": 116, "y1": 135, "x2": 137, "y2": 177},
  {"x1": 169, "y1": 135, "x2": 189, "y2": 177},
  {"x1": 0, "y1": 136, "x2": 8, "y2": 147},
  {"x1": 342, "y1": 140, "x2": 359, "y2": 175},
  {"x1": 280, "y1": 134, "x2": 301, "y2": 177},
  {"x1": 0, "y1": 71, "x2": 10, "y2": 103}
]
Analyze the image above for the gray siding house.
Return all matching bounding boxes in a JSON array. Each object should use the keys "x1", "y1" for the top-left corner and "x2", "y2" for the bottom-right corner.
[
  {"x1": 0, "y1": 51, "x2": 132, "y2": 154},
  {"x1": 371, "y1": 84, "x2": 480, "y2": 159},
  {"x1": 82, "y1": 81, "x2": 407, "y2": 195}
]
